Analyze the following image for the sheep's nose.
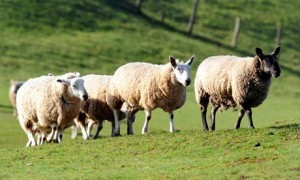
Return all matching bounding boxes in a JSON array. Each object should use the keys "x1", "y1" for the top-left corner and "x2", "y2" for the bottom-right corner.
[
  {"x1": 83, "y1": 94, "x2": 88, "y2": 101},
  {"x1": 185, "y1": 79, "x2": 191, "y2": 86}
]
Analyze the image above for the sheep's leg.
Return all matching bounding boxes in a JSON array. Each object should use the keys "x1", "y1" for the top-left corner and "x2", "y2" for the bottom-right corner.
[
  {"x1": 235, "y1": 109, "x2": 245, "y2": 129},
  {"x1": 80, "y1": 125, "x2": 89, "y2": 140},
  {"x1": 245, "y1": 108, "x2": 255, "y2": 129},
  {"x1": 127, "y1": 110, "x2": 137, "y2": 135},
  {"x1": 93, "y1": 121, "x2": 103, "y2": 139},
  {"x1": 57, "y1": 128, "x2": 64, "y2": 143},
  {"x1": 142, "y1": 110, "x2": 151, "y2": 134},
  {"x1": 39, "y1": 132, "x2": 47, "y2": 145},
  {"x1": 71, "y1": 125, "x2": 78, "y2": 139},
  {"x1": 169, "y1": 112, "x2": 175, "y2": 133},
  {"x1": 86, "y1": 120, "x2": 96, "y2": 138},
  {"x1": 112, "y1": 109, "x2": 121, "y2": 136},
  {"x1": 200, "y1": 98, "x2": 209, "y2": 131},
  {"x1": 47, "y1": 124, "x2": 57, "y2": 143},
  {"x1": 111, "y1": 121, "x2": 115, "y2": 137},
  {"x1": 26, "y1": 131, "x2": 36, "y2": 147},
  {"x1": 53, "y1": 127, "x2": 60, "y2": 143},
  {"x1": 210, "y1": 105, "x2": 220, "y2": 131},
  {"x1": 36, "y1": 134, "x2": 41, "y2": 145}
]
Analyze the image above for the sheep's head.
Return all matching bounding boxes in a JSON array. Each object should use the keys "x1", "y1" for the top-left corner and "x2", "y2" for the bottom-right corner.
[
  {"x1": 10, "y1": 80, "x2": 24, "y2": 94},
  {"x1": 56, "y1": 77, "x2": 88, "y2": 101},
  {"x1": 170, "y1": 55, "x2": 195, "y2": 87},
  {"x1": 256, "y1": 47, "x2": 281, "y2": 78}
]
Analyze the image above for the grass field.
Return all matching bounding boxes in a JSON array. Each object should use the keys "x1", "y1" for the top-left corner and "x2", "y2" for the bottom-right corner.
[{"x1": 0, "y1": 0, "x2": 299, "y2": 178}]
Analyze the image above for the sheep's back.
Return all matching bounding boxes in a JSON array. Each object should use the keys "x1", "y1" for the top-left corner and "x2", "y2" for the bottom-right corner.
[
  {"x1": 196, "y1": 56, "x2": 252, "y2": 106},
  {"x1": 82, "y1": 75, "x2": 126, "y2": 121},
  {"x1": 17, "y1": 76, "x2": 58, "y2": 125},
  {"x1": 110, "y1": 62, "x2": 157, "y2": 109}
]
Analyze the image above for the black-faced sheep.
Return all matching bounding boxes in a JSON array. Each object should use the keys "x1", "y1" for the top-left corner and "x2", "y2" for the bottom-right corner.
[
  {"x1": 108, "y1": 56, "x2": 195, "y2": 136},
  {"x1": 194, "y1": 47, "x2": 281, "y2": 131},
  {"x1": 16, "y1": 72, "x2": 88, "y2": 147}
]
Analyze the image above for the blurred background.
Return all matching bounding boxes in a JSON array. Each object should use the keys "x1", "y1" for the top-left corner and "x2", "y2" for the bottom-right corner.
[{"x1": 0, "y1": 0, "x2": 299, "y2": 148}]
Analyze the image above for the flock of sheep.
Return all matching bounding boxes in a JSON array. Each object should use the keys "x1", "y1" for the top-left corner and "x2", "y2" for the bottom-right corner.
[{"x1": 9, "y1": 47, "x2": 281, "y2": 147}]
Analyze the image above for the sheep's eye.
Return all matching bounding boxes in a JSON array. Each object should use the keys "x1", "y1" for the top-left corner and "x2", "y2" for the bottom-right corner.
[
  {"x1": 72, "y1": 85, "x2": 77, "y2": 88},
  {"x1": 177, "y1": 67, "x2": 183, "y2": 73}
]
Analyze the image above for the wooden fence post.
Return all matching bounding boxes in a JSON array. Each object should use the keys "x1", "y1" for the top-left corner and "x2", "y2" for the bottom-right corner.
[
  {"x1": 276, "y1": 23, "x2": 282, "y2": 48},
  {"x1": 136, "y1": 0, "x2": 143, "y2": 13},
  {"x1": 231, "y1": 16, "x2": 240, "y2": 48},
  {"x1": 187, "y1": 0, "x2": 200, "y2": 36}
]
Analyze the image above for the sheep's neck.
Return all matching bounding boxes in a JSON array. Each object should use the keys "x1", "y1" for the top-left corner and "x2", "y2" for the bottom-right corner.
[{"x1": 158, "y1": 66, "x2": 185, "y2": 98}]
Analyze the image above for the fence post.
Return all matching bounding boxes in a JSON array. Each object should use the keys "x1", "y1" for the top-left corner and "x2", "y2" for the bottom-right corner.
[
  {"x1": 187, "y1": 0, "x2": 200, "y2": 36},
  {"x1": 231, "y1": 16, "x2": 240, "y2": 48},
  {"x1": 135, "y1": 0, "x2": 143, "y2": 13},
  {"x1": 275, "y1": 23, "x2": 282, "y2": 48}
]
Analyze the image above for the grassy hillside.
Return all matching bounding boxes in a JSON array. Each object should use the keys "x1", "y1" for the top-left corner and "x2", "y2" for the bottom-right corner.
[
  {"x1": 0, "y1": 0, "x2": 299, "y2": 178},
  {"x1": 0, "y1": 118, "x2": 299, "y2": 179}
]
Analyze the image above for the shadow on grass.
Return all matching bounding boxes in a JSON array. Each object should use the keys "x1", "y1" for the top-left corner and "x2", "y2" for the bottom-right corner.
[
  {"x1": 106, "y1": 0, "x2": 251, "y2": 56},
  {"x1": 281, "y1": 64, "x2": 300, "y2": 77},
  {"x1": 269, "y1": 123, "x2": 299, "y2": 130},
  {"x1": 0, "y1": 104, "x2": 12, "y2": 110}
]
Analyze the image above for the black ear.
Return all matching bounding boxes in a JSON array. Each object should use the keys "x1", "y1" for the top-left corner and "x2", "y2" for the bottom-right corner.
[
  {"x1": 256, "y1": 48, "x2": 263, "y2": 57},
  {"x1": 186, "y1": 55, "x2": 195, "y2": 66},
  {"x1": 273, "y1": 47, "x2": 280, "y2": 56},
  {"x1": 57, "y1": 79, "x2": 70, "y2": 86},
  {"x1": 169, "y1": 56, "x2": 177, "y2": 68}
]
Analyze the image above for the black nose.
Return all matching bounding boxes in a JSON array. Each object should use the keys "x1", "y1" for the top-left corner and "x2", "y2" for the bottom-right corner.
[
  {"x1": 83, "y1": 94, "x2": 88, "y2": 101},
  {"x1": 186, "y1": 79, "x2": 191, "y2": 86},
  {"x1": 275, "y1": 72, "x2": 281, "y2": 78}
]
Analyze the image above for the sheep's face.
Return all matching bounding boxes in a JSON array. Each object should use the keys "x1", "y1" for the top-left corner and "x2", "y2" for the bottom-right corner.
[
  {"x1": 57, "y1": 77, "x2": 88, "y2": 101},
  {"x1": 69, "y1": 78, "x2": 88, "y2": 101},
  {"x1": 170, "y1": 55, "x2": 195, "y2": 87},
  {"x1": 256, "y1": 47, "x2": 281, "y2": 78}
]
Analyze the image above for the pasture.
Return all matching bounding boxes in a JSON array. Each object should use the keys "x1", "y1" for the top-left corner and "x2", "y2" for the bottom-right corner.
[{"x1": 0, "y1": 0, "x2": 299, "y2": 178}]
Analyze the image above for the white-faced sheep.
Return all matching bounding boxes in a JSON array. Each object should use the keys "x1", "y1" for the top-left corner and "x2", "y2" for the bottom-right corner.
[
  {"x1": 9, "y1": 80, "x2": 25, "y2": 116},
  {"x1": 73, "y1": 74, "x2": 136, "y2": 139},
  {"x1": 16, "y1": 72, "x2": 88, "y2": 147},
  {"x1": 108, "y1": 56, "x2": 195, "y2": 136},
  {"x1": 194, "y1": 47, "x2": 281, "y2": 131}
]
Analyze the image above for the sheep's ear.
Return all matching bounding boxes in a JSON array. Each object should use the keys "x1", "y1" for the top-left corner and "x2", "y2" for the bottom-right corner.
[
  {"x1": 255, "y1": 48, "x2": 264, "y2": 60},
  {"x1": 74, "y1": 72, "x2": 80, "y2": 77},
  {"x1": 169, "y1": 56, "x2": 177, "y2": 68},
  {"x1": 256, "y1": 48, "x2": 263, "y2": 56},
  {"x1": 272, "y1": 47, "x2": 280, "y2": 56},
  {"x1": 57, "y1": 78, "x2": 70, "y2": 86},
  {"x1": 185, "y1": 55, "x2": 195, "y2": 66}
]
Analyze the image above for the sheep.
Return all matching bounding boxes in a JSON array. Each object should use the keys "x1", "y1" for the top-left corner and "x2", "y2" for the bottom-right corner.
[
  {"x1": 16, "y1": 72, "x2": 88, "y2": 147},
  {"x1": 108, "y1": 55, "x2": 195, "y2": 136},
  {"x1": 72, "y1": 74, "x2": 136, "y2": 139},
  {"x1": 9, "y1": 80, "x2": 25, "y2": 116},
  {"x1": 194, "y1": 47, "x2": 281, "y2": 131}
]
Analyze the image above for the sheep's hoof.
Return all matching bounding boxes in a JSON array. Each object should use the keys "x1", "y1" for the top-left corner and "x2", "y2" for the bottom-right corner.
[
  {"x1": 112, "y1": 133, "x2": 121, "y2": 137},
  {"x1": 53, "y1": 139, "x2": 59, "y2": 143}
]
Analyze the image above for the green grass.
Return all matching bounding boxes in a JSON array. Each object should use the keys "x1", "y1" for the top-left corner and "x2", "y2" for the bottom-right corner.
[
  {"x1": 0, "y1": 118, "x2": 299, "y2": 179},
  {"x1": 0, "y1": 0, "x2": 299, "y2": 178}
]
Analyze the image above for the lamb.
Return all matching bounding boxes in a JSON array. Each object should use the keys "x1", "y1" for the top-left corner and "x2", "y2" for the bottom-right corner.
[
  {"x1": 72, "y1": 74, "x2": 136, "y2": 139},
  {"x1": 9, "y1": 80, "x2": 25, "y2": 116},
  {"x1": 16, "y1": 72, "x2": 88, "y2": 147},
  {"x1": 194, "y1": 47, "x2": 281, "y2": 131},
  {"x1": 108, "y1": 55, "x2": 195, "y2": 136}
]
